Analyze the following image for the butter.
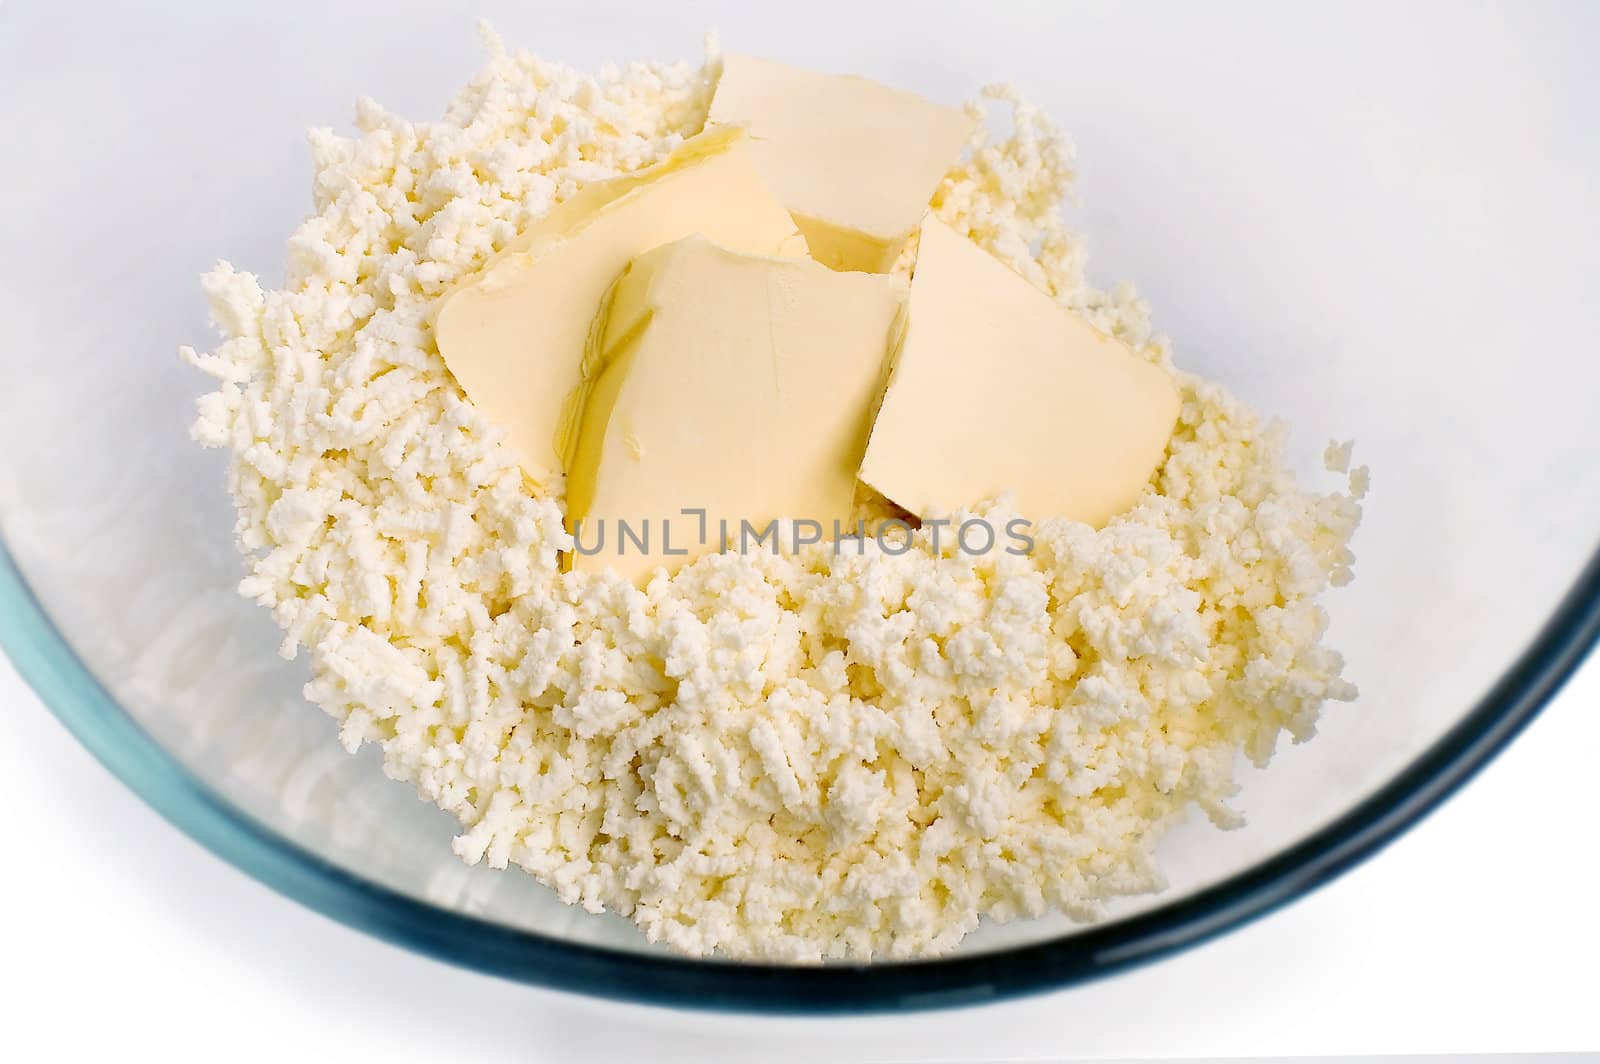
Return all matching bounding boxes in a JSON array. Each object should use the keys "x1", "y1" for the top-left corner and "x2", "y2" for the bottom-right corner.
[
  {"x1": 859, "y1": 219, "x2": 1180, "y2": 526},
  {"x1": 565, "y1": 236, "x2": 903, "y2": 582},
  {"x1": 432, "y1": 127, "x2": 808, "y2": 484},
  {"x1": 707, "y1": 53, "x2": 973, "y2": 273}
]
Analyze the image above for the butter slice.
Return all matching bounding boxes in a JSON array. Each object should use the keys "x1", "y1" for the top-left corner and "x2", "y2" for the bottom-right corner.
[
  {"x1": 859, "y1": 219, "x2": 1180, "y2": 526},
  {"x1": 433, "y1": 127, "x2": 807, "y2": 484},
  {"x1": 707, "y1": 53, "x2": 973, "y2": 273},
  {"x1": 565, "y1": 237, "x2": 903, "y2": 582}
]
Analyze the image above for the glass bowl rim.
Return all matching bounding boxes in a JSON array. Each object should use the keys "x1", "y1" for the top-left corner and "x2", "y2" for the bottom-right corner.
[{"x1": 3, "y1": 532, "x2": 1597, "y2": 1014}]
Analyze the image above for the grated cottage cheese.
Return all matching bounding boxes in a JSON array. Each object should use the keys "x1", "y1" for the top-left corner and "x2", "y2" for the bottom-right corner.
[{"x1": 181, "y1": 26, "x2": 1366, "y2": 962}]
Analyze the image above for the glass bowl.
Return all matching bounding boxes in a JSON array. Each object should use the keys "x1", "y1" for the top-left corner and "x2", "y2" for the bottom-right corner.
[{"x1": 3, "y1": 0, "x2": 1597, "y2": 1012}]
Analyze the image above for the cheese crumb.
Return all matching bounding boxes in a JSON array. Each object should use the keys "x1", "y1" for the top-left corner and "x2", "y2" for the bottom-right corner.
[
  {"x1": 183, "y1": 31, "x2": 1363, "y2": 962},
  {"x1": 1324, "y1": 439, "x2": 1355, "y2": 474}
]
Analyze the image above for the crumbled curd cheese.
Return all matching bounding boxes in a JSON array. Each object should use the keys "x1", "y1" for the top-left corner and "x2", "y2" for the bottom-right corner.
[{"x1": 181, "y1": 26, "x2": 1364, "y2": 962}]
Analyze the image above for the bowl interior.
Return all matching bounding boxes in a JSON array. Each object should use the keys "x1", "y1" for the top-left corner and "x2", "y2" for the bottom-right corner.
[{"x1": 2, "y1": 0, "x2": 1597, "y2": 977}]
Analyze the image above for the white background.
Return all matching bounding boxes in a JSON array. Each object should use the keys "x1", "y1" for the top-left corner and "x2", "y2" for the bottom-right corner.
[{"x1": 5, "y1": 649, "x2": 1597, "y2": 1061}]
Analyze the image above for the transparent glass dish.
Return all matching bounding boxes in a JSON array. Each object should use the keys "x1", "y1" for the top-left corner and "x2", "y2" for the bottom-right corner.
[{"x1": 2, "y1": 1, "x2": 1596, "y2": 1012}]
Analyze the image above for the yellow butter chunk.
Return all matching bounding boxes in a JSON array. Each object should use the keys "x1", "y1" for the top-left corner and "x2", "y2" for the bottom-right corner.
[
  {"x1": 707, "y1": 53, "x2": 973, "y2": 273},
  {"x1": 432, "y1": 127, "x2": 808, "y2": 484},
  {"x1": 860, "y1": 219, "x2": 1180, "y2": 526},
  {"x1": 565, "y1": 237, "x2": 903, "y2": 582}
]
